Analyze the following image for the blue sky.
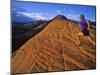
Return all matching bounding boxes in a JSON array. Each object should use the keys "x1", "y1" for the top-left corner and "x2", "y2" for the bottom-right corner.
[{"x1": 12, "y1": 0, "x2": 96, "y2": 22}]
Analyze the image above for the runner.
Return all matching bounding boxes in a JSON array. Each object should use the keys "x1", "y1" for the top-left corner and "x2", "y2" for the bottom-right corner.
[{"x1": 77, "y1": 14, "x2": 95, "y2": 46}]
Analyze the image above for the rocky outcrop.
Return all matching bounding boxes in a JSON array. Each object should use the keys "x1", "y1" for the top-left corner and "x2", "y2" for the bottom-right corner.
[{"x1": 12, "y1": 15, "x2": 96, "y2": 74}]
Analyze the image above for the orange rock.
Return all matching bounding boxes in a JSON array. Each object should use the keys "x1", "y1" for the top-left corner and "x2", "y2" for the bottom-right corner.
[{"x1": 11, "y1": 15, "x2": 96, "y2": 74}]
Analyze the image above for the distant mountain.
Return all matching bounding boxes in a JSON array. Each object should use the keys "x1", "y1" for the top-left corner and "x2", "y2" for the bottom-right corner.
[
  {"x1": 12, "y1": 15, "x2": 96, "y2": 74},
  {"x1": 12, "y1": 22, "x2": 26, "y2": 26},
  {"x1": 12, "y1": 20, "x2": 48, "y2": 52}
]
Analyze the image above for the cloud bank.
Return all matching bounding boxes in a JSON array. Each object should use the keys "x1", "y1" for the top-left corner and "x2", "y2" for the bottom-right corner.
[{"x1": 16, "y1": 12, "x2": 53, "y2": 20}]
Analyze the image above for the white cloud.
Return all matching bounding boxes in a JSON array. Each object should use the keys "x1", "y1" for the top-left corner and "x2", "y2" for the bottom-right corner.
[
  {"x1": 55, "y1": 9, "x2": 79, "y2": 21},
  {"x1": 56, "y1": 9, "x2": 66, "y2": 13},
  {"x1": 67, "y1": 14, "x2": 79, "y2": 21},
  {"x1": 16, "y1": 12, "x2": 52, "y2": 20},
  {"x1": 56, "y1": 10, "x2": 62, "y2": 13},
  {"x1": 56, "y1": 9, "x2": 67, "y2": 15},
  {"x1": 15, "y1": 11, "x2": 80, "y2": 21}
]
